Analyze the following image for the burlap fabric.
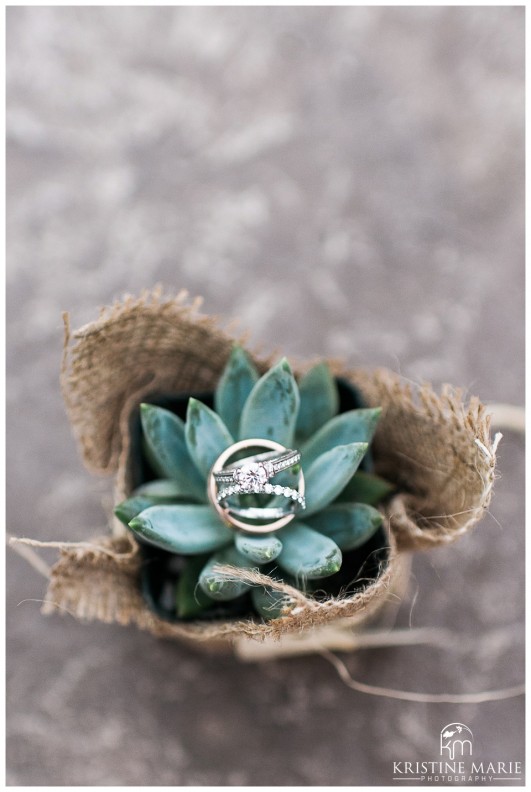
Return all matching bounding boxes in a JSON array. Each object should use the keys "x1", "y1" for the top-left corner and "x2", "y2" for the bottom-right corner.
[{"x1": 30, "y1": 289, "x2": 497, "y2": 647}]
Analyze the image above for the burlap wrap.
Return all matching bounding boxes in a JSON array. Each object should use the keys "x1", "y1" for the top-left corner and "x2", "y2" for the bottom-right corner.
[{"x1": 34, "y1": 289, "x2": 497, "y2": 648}]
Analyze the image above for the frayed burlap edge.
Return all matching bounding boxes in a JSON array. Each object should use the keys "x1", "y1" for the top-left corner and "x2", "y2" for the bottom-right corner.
[{"x1": 351, "y1": 370, "x2": 500, "y2": 550}]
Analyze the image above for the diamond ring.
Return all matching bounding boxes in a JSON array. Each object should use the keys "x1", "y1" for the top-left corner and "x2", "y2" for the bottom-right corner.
[
  {"x1": 207, "y1": 439, "x2": 305, "y2": 534},
  {"x1": 213, "y1": 448, "x2": 300, "y2": 492},
  {"x1": 216, "y1": 483, "x2": 305, "y2": 508}
]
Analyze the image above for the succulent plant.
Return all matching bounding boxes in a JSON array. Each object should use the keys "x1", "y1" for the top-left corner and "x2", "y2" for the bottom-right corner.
[{"x1": 115, "y1": 348, "x2": 393, "y2": 620}]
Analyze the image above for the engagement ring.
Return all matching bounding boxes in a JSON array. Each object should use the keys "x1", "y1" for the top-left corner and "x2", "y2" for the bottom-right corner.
[
  {"x1": 213, "y1": 448, "x2": 300, "y2": 492},
  {"x1": 208, "y1": 439, "x2": 305, "y2": 534}
]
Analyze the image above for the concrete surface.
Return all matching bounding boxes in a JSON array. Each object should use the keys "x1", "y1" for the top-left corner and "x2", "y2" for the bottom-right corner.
[{"x1": 7, "y1": 6, "x2": 524, "y2": 786}]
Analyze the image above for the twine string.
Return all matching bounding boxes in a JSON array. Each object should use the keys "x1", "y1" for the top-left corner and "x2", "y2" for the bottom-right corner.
[
  {"x1": 8, "y1": 535, "x2": 137, "y2": 561},
  {"x1": 320, "y1": 648, "x2": 524, "y2": 704}
]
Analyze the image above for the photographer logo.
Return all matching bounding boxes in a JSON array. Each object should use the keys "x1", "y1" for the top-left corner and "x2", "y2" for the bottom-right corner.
[
  {"x1": 440, "y1": 723, "x2": 473, "y2": 760},
  {"x1": 391, "y1": 721, "x2": 523, "y2": 784}
]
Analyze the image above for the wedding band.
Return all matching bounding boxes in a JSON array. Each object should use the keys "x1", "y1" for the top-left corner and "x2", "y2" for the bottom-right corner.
[
  {"x1": 222, "y1": 505, "x2": 301, "y2": 520},
  {"x1": 216, "y1": 484, "x2": 305, "y2": 509},
  {"x1": 213, "y1": 449, "x2": 300, "y2": 491},
  {"x1": 207, "y1": 439, "x2": 305, "y2": 534}
]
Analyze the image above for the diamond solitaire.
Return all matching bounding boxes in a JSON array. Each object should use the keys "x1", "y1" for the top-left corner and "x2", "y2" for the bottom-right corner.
[{"x1": 234, "y1": 461, "x2": 271, "y2": 492}]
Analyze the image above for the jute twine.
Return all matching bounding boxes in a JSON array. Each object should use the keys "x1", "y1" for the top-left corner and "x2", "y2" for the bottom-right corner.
[{"x1": 11, "y1": 288, "x2": 500, "y2": 649}]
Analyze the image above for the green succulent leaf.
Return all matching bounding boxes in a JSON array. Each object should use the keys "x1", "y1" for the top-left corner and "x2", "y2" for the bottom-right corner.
[
  {"x1": 334, "y1": 470, "x2": 395, "y2": 506},
  {"x1": 175, "y1": 555, "x2": 215, "y2": 618},
  {"x1": 198, "y1": 546, "x2": 255, "y2": 601},
  {"x1": 304, "y1": 442, "x2": 368, "y2": 516},
  {"x1": 301, "y1": 408, "x2": 382, "y2": 469},
  {"x1": 296, "y1": 363, "x2": 339, "y2": 441},
  {"x1": 140, "y1": 404, "x2": 206, "y2": 501},
  {"x1": 114, "y1": 495, "x2": 160, "y2": 527},
  {"x1": 128, "y1": 505, "x2": 233, "y2": 554},
  {"x1": 251, "y1": 570, "x2": 314, "y2": 619},
  {"x1": 240, "y1": 358, "x2": 300, "y2": 446},
  {"x1": 277, "y1": 521, "x2": 342, "y2": 579},
  {"x1": 234, "y1": 533, "x2": 283, "y2": 564},
  {"x1": 133, "y1": 479, "x2": 201, "y2": 503},
  {"x1": 214, "y1": 346, "x2": 259, "y2": 439},
  {"x1": 185, "y1": 398, "x2": 234, "y2": 479},
  {"x1": 306, "y1": 503, "x2": 383, "y2": 551},
  {"x1": 251, "y1": 583, "x2": 289, "y2": 619}
]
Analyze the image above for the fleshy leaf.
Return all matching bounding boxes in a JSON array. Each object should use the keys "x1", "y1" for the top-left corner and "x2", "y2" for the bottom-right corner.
[
  {"x1": 128, "y1": 505, "x2": 233, "y2": 554},
  {"x1": 234, "y1": 533, "x2": 283, "y2": 564},
  {"x1": 296, "y1": 363, "x2": 339, "y2": 441},
  {"x1": 185, "y1": 398, "x2": 234, "y2": 479},
  {"x1": 301, "y1": 408, "x2": 382, "y2": 469},
  {"x1": 175, "y1": 555, "x2": 216, "y2": 618},
  {"x1": 252, "y1": 570, "x2": 314, "y2": 619},
  {"x1": 306, "y1": 503, "x2": 383, "y2": 551},
  {"x1": 198, "y1": 546, "x2": 255, "y2": 601},
  {"x1": 133, "y1": 479, "x2": 200, "y2": 503},
  {"x1": 277, "y1": 521, "x2": 342, "y2": 579},
  {"x1": 140, "y1": 404, "x2": 206, "y2": 501},
  {"x1": 304, "y1": 442, "x2": 368, "y2": 516},
  {"x1": 114, "y1": 495, "x2": 159, "y2": 527},
  {"x1": 334, "y1": 470, "x2": 395, "y2": 506},
  {"x1": 214, "y1": 346, "x2": 259, "y2": 439},
  {"x1": 240, "y1": 358, "x2": 300, "y2": 446},
  {"x1": 252, "y1": 582, "x2": 290, "y2": 619}
]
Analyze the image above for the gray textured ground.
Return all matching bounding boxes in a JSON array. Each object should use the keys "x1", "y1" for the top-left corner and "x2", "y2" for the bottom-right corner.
[{"x1": 6, "y1": 6, "x2": 524, "y2": 787}]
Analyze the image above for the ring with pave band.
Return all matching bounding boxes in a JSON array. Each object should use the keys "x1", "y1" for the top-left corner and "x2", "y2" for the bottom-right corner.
[
  {"x1": 216, "y1": 483, "x2": 306, "y2": 509},
  {"x1": 207, "y1": 439, "x2": 305, "y2": 535},
  {"x1": 213, "y1": 449, "x2": 300, "y2": 492}
]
